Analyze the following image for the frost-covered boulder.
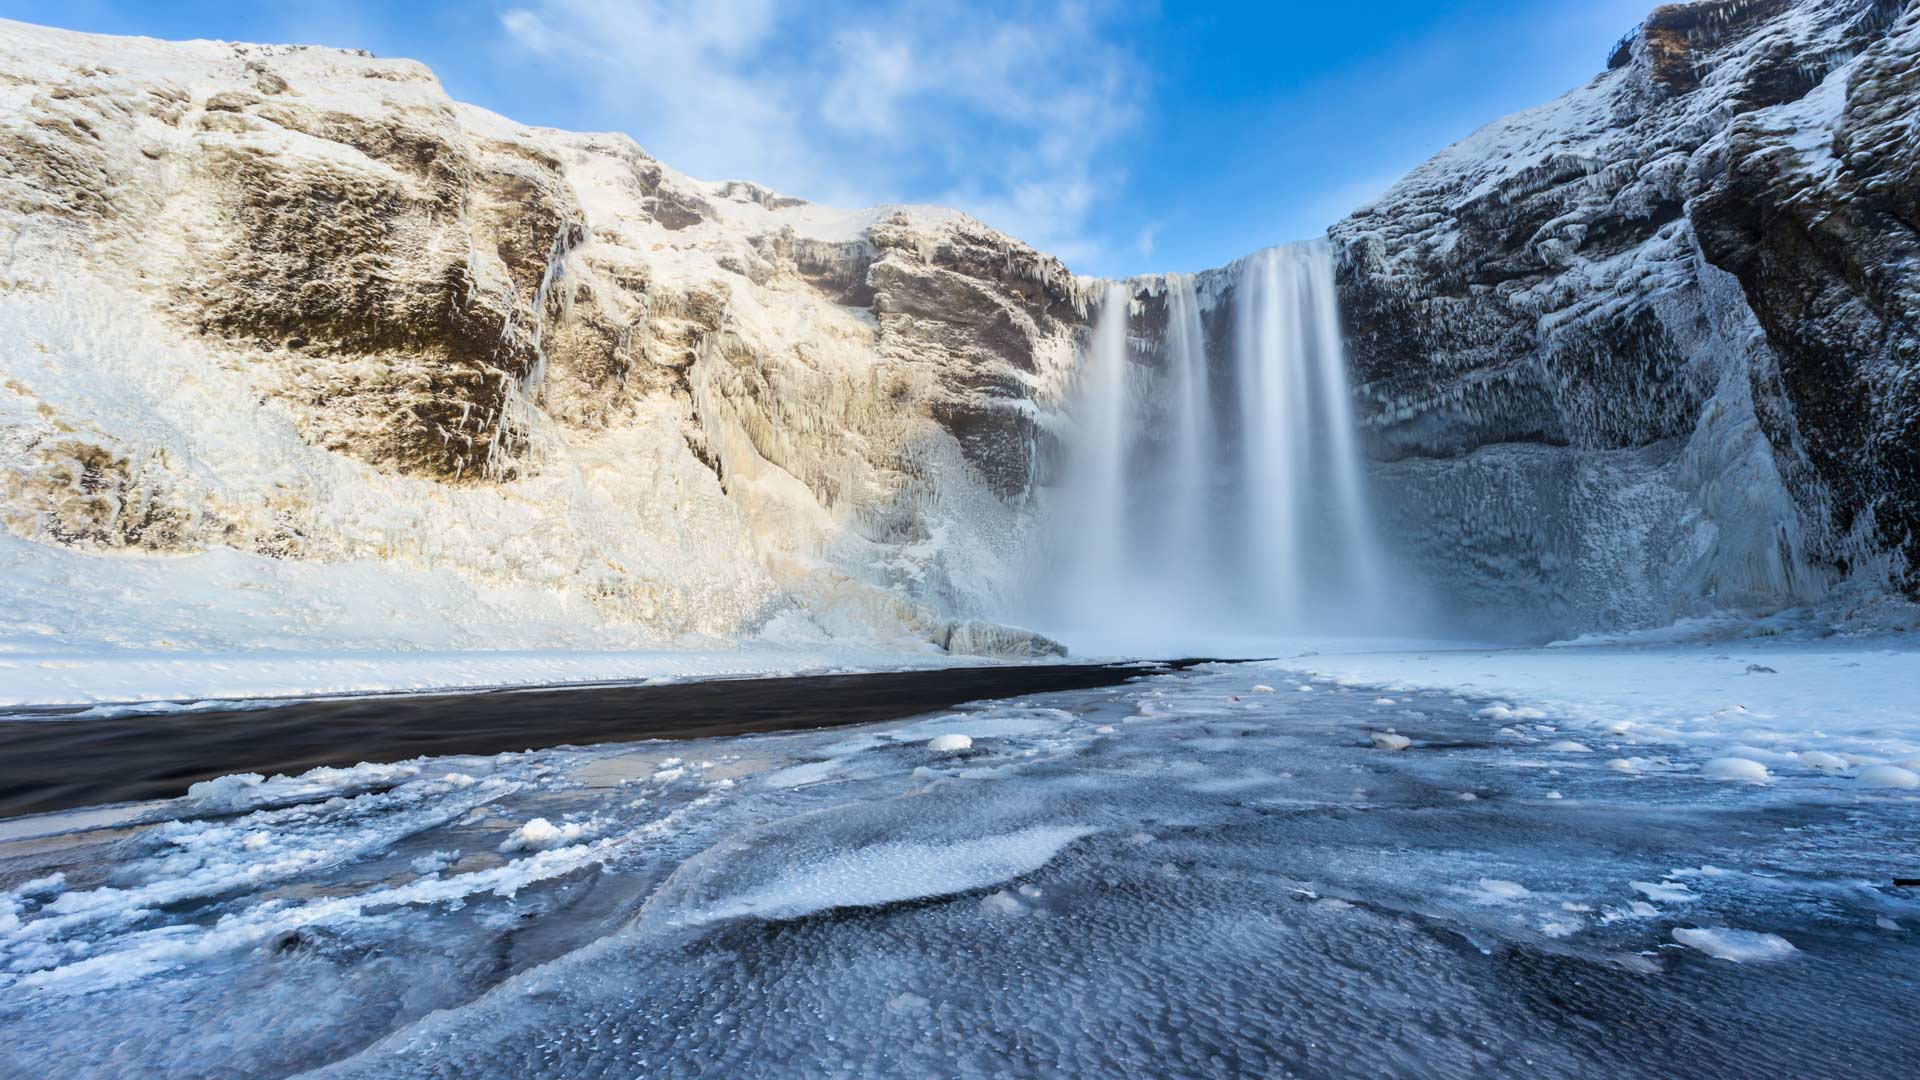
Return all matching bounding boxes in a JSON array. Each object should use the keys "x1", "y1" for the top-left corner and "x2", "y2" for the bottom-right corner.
[{"x1": 931, "y1": 619, "x2": 1068, "y2": 659}]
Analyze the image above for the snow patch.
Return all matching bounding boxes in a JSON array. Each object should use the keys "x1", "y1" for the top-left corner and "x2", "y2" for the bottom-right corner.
[
  {"x1": 1854, "y1": 765, "x2": 1919, "y2": 789},
  {"x1": 1701, "y1": 758, "x2": 1772, "y2": 784},
  {"x1": 500, "y1": 817, "x2": 592, "y2": 853}
]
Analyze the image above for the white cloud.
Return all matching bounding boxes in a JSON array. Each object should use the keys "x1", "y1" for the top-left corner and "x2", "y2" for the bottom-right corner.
[
  {"x1": 1134, "y1": 222, "x2": 1157, "y2": 258},
  {"x1": 495, "y1": 0, "x2": 1144, "y2": 268}
]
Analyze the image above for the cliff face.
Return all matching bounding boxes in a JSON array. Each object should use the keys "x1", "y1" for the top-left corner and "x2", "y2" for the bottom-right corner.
[
  {"x1": 1, "y1": 3, "x2": 1914, "y2": 655},
  {"x1": 1330, "y1": 0, "x2": 1917, "y2": 632},
  {"x1": 0, "y1": 20, "x2": 1086, "y2": 651}
]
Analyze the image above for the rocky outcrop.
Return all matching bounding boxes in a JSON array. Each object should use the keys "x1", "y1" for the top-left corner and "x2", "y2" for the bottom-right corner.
[
  {"x1": 1690, "y1": 1, "x2": 1920, "y2": 591},
  {"x1": 931, "y1": 619, "x2": 1069, "y2": 659},
  {"x1": 1330, "y1": 0, "x2": 1918, "y2": 633}
]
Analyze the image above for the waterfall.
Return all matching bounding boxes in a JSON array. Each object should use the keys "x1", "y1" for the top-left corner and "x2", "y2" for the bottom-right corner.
[
  {"x1": 1037, "y1": 241, "x2": 1390, "y2": 649},
  {"x1": 1162, "y1": 272, "x2": 1214, "y2": 599},
  {"x1": 1056, "y1": 282, "x2": 1136, "y2": 615},
  {"x1": 1233, "y1": 242, "x2": 1387, "y2": 624}
]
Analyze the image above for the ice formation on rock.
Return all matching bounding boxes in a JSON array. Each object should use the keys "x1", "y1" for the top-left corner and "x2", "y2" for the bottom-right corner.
[{"x1": 1333, "y1": 0, "x2": 1919, "y2": 637}]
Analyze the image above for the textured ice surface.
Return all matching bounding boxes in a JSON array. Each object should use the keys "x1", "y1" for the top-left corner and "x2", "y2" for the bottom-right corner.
[
  {"x1": 1672, "y1": 927, "x2": 1799, "y2": 963},
  {"x1": 1, "y1": 654, "x2": 1916, "y2": 1078},
  {"x1": 1284, "y1": 637, "x2": 1920, "y2": 762}
]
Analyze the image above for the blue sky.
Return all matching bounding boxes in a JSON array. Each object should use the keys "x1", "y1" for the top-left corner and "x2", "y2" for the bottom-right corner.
[{"x1": 1, "y1": 0, "x2": 1653, "y2": 276}]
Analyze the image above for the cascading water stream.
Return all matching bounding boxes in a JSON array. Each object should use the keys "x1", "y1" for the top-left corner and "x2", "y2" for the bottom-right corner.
[
  {"x1": 1301, "y1": 244, "x2": 1387, "y2": 601},
  {"x1": 1057, "y1": 281, "x2": 1136, "y2": 613},
  {"x1": 1037, "y1": 241, "x2": 1391, "y2": 649},
  {"x1": 1162, "y1": 273, "x2": 1214, "y2": 597}
]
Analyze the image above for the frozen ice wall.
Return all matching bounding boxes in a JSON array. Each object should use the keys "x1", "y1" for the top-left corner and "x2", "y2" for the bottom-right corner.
[{"x1": 1031, "y1": 243, "x2": 1397, "y2": 651}]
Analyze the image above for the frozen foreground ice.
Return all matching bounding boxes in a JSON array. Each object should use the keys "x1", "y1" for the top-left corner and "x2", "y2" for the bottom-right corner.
[{"x1": 2, "y1": 645, "x2": 1917, "y2": 1078}]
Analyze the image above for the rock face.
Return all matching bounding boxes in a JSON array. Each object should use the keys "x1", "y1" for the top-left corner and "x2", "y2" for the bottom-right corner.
[
  {"x1": 1330, "y1": 0, "x2": 1917, "y2": 633},
  {"x1": 0, "y1": 20, "x2": 1087, "y2": 651},
  {"x1": 1, "y1": 4, "x2": 1914, "y2": 655},
  {"x1": 931, "y1": 619, "x2": 1069, "y2": 659}
]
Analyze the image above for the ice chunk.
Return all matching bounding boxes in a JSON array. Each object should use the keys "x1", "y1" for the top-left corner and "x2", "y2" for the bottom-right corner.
[
  {"x1": 1474, "y1": 879, "x2": 1532, "y2": 903},
  {"x1": 1632, "y1": 880, "x2": 1696, "y2": 903},
  {"x1": 1672, "y1": 927, "x2": 1797, "y2": 962},
  {"x1": 1798, "y1": 751, "x2": 1849, "y2": 773},
  {"x1": 761, "y1": 760, "x2": 841, "y2": 789},
  {"x1": 1700, "y1": 758, "x2": 1771, "y2": 783},
  {"x1": 184, "y1": 763, "x2": 423, "y2": 812},
  {"x1": 927, "y1": 733, "x2": 973, "y2": 753},
  {"x1": 979, "y1": 890, "x2": 1025, "y2": 915},
  {"x1": 14, "y1": 872, "x2": 67, "y2": 898},
  {"x1": 499, "y1": 817, "x2": 591, "y2": 853},
  {"x1": 1370, "y1": 732, "x2": 1411, "y2": 750},
  {"x1": 931, "y1": 620, "x2": 1067, "y2": 659},
  {"x1": 411, "y1": 851, "x2": 459, "y2": 875},
  {"x1": 677, "y1": 825, "x2": 1094, "y2": 925},
  {"x1": 1854, "y1": 765, "x2": 1919, "y2": 789},
  {"x1": 184, "y1": 772, "x2": 268, "y2": 809}
]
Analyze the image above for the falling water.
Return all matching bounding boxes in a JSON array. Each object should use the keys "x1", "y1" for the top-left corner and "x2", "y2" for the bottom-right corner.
[
  {"x1": 1162, "y1": 271, "x2": 1214, "y2": 596},
  {"x1": 1039, "y1": 241, "x2": 1390, "y2": 648},
  {"x1": 1232, "y1": 241, "x2": 1388, "y2": 623},
  {"x1": 1057, "y1": 282, "x2": 1136, "y2": 611}
]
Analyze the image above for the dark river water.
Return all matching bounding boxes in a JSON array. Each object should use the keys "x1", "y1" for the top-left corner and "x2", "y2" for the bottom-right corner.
[{"x1": 0, "y1": 661, "x2": 1200, "y2": 818}]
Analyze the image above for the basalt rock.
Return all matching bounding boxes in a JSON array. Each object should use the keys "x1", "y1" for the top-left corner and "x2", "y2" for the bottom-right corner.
[{"x1": 1330, "y1": 0, "x2": 1918, "y2": 632}]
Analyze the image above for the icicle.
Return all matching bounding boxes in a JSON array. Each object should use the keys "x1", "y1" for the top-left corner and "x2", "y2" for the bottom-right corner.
[{"x1": 482, "y1": 222, "x2": 586, "y2": 481}]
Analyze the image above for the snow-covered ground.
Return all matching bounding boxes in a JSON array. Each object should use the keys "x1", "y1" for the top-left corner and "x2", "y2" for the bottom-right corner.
[
  {"x1": 0, "y1": 644, "x2": 996, "y2": 713},
  {"x1": 1279, "y1": 635, "x2": 1920, "y2": 771},
  {"x1": 0, "y1": 527, "x2": 994, "y2": 710},
  {"x1": 2, "y1": 651, "x2": 1914, "y2": 1077}
]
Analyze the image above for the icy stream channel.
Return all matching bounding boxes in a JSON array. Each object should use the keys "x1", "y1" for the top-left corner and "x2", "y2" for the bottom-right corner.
[{"x1": 1, "y1": 662, "x2": 1916, "y2": 1077}]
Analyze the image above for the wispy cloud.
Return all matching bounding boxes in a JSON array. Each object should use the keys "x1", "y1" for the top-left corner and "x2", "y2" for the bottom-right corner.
[{"x1": 496, "y1": 0, "x2": 1145, "y2": 268}]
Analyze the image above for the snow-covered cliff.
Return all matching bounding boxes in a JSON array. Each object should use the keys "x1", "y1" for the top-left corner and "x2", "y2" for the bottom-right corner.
[
  {"x1": 0, "y1": 18, "x2": 1088, "y2": 658},
  {"x1": 1330, "y1": 0, "x2": 1918, "y2": 634}
]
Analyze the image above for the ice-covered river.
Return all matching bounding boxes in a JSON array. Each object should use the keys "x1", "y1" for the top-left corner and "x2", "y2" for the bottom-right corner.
[{"x1": 2, "y1": 658, "x2": 1916, "y2": 1078}]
